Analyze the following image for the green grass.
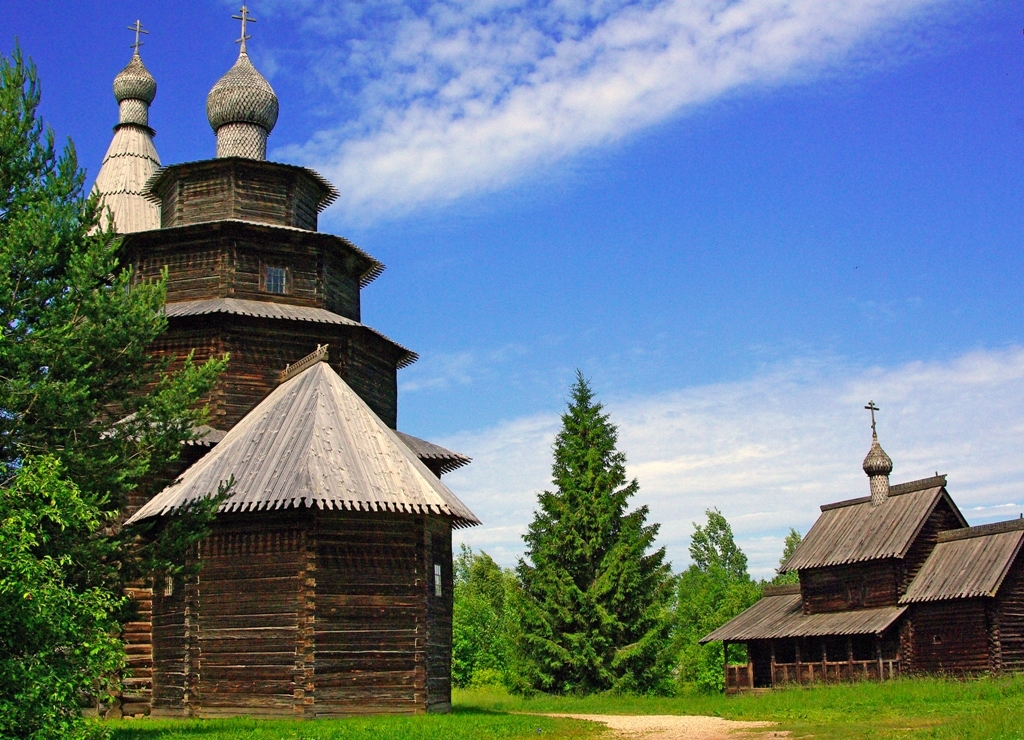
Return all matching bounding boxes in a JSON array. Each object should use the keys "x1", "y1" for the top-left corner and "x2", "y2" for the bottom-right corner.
[
  {"x1": 106, "y1": 708, "x2": 601, "y2": 740},
  {"x1": 105, "y1": 675, "x2": 1024, "y2": 739},
  {"x1": 457, "y1": 675, "x2": 1024, "y2": 739}
]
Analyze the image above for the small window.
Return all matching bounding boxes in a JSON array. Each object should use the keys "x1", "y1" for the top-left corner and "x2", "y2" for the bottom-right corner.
[
  {"x1": 265, "y1": 265, "x2": 287, "y2": 294},
  {"x1": 163, "y1": 575, "x2": 174, "y2": 598},
  {"x1": 434, "y1": 563, "x2": 442, "y2": 597},
  {"x1": 933, "y1": 634, "x2": 943, "y2": 645}
]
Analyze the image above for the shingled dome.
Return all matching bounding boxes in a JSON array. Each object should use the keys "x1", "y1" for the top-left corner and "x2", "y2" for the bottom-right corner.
[
  {"x1": 863, "y1": 436, "x2": 893, "y2": 477},
  {"x1": 113, "y1": 54, "x2": 156, "y2": 105},
  {"x1": 206, "y1": 50, "x2": 278, "y2": 159},
  {"x1": 126, "y1": 359, "x2": 479, "y2": 527}
]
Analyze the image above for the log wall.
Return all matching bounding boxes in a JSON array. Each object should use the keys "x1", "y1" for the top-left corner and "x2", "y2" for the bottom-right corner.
[
  {"x1": 154, "y1": 161, "x2": 325, "y2": 231},
  {"x1": 800, "y1": 560, "x2": 900, "y2": 614},
  {"x1": 996, "y1": 554, "x2": 1024, "y2": 672},
  {"x1": 149, "y1": 316, "x2": 399, "y2": 430},
  {"x1": 148, "y1": 512, "x2": 455, "y2": 717},
  {"x1": 899, "y1": 499, "x2": 964, "y2": 596},
  {"x1": 908, "y1": 599, "x2": 992, "y2": 674}
]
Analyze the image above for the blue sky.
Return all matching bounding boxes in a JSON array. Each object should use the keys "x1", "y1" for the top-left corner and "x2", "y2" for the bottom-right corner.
[{"x1": 3, "y1": 1, "x2": 1023, "y2": 576}]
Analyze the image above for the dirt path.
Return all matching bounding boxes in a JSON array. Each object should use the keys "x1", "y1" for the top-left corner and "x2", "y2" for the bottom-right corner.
[{"x1": 541, "y1": 713, "x2": 788, "y2": 740}]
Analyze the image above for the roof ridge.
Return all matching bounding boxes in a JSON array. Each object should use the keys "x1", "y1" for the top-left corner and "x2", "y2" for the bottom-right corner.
[
  {"x1": 762, "y1": 583, "x2": 801, "y2": 596},
  {"x1": 889, "y1": 474, "x2": 947, "y2": 496},
  {"x1": 937, "y1": 517, "x2": 1024, "y2": 542}
]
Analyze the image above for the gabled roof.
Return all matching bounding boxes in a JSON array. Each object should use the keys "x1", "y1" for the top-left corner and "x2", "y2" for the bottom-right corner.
[
  {"x1": 781, "y1": 476, "x2": 967, "y2": 573},
  {"x1": 394, "y1": 431, "x2": 471, "y2": 475},
  {"x1": 126, "y1": 360, "x2": 480, "y2": 527},
  {"x1": 900, "y1": 518, "x2": 1024, "y2": 604},
  {"x1": 164, "y1": 298, "x2": 418, "y2": 368},
  {"x1": 701, "y1": 585, "x2": 906, "y2": 643}
]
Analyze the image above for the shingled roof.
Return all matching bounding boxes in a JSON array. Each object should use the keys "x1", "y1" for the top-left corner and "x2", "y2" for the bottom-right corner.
[
  {"x1": 126, "y1": 359, "x2": 480, "y2": 527},
  {"x1": 394, "y1": 431, "x2": 471, "y2": 475},
  {"x1": 780, "y1": 476, "x2": 967, "y2": 573},
  {"x1": 900, "y1": 518, "x2": 1024, "y2": 604},
  {"x1": 701, "y1": 585, "x2": 906, "y2": 643}
]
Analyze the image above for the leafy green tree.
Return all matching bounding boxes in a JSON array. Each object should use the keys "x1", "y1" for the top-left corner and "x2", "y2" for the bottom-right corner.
[
  {"x1": 0, "y1": 47, "x2": 224, "y2": 737},
  {"x1": 771, "y1": 528, "x2": 802, "y2": 585},
  {"x1": 452, "y1": 545, "x2": 520, "y2": 688},
  {"x1": 517, "y1": 372, "x2": 674, "y2": 695},
  {"x1": 675, "y1": 509, "x2": 761, "y2": 693},
  {"x1": 0, "y1": 458, "x2": 123, "y2": 740}
]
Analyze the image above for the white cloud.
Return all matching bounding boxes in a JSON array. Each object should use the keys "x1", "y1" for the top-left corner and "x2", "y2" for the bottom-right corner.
[
  {"x1": 442, "y1": 347, "x2": 1024, "y2": 579},
  {"x1": 264, "y1": 0, "x2": 957, "y2": 219}
]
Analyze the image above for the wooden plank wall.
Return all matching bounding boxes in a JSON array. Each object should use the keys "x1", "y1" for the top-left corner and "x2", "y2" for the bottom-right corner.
[
  {"x1": 313, "y1": 511, "x2": 428, "y2": 716},
  {"x1": 192, "y1": 519, "x2": 306, "y2": 718},
  {"x1": 151, "y1": 576, "x2": 189, "y2": 716},
  {"x1": 800, "y1": 560, "x2": 900, "y2": 614},
  {"x1": 899, "y1": 499, "x2": 964, "y2": 596},
  {"x1": 996, "y1": 555, "x2": 1024, "y2": 672},
  {"x1": 909, "y1": 600, "x2": 991, "y2": 674},
  {"x1": 149, "y1": 318, "x2": 400, "y2": 430},
  {"x1": 425, "y1": 519, "x2": 454, "y2": 712}
]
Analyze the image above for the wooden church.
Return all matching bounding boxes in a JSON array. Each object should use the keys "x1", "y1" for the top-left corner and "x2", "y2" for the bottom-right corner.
[
  {"x1": 93, "y1": 12, "x2": 479, "y2": 718},
  {"x1": 702, "y1": 405, "x2": 1024, "y2": 691}
]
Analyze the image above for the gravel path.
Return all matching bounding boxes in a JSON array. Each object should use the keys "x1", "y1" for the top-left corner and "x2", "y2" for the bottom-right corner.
[{"x1": 541, "y1": 713, "x2": 787, "y2": 740}]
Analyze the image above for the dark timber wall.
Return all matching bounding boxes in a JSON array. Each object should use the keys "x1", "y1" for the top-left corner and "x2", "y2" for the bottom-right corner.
[
  {"x1": 148, "y1": 511, "x2": 454, "y2": 718},
  {"x1": 996, "y1": 555, "x2": 1024, "y2": 672},
  {"x1": 909, "y1": 599, "x2": 992, "y2": 674},
  {"x1": 800, "y1": 560, "x2": 900, "y2": 614},
  {"x1": 899, "y1": 499, "x2": 964, "y2": 596}
]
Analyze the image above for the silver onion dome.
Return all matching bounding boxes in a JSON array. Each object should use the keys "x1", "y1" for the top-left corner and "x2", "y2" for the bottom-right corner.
[
  {"x1": 862, "y1": 436, "x2": 893, "y2": 478},
  {"x1": 206, "y1": 51, "x2": 278, "y2": 160},
  {"x1": 113, "y1": 54, "x2": 157, "y2": 105}
]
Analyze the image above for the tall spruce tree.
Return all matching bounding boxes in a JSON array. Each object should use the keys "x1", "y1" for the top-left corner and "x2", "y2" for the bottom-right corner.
[
  {"x1": 517, "y1": 372, "x2": 673, "y2": 694},
  {"x1": 0, "y1": 47, "x2": 224, "y2": 738}
]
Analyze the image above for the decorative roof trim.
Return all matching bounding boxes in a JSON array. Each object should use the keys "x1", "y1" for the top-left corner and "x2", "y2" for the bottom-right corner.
[
  {"x1": 938, "y1": 517, "x2": 1024, "y2": 543},
  {"x1": 820, "y1": 475, "x2": 948, "y2": 511},
  {"x1": 280, "y1": 344, "x2": 329, "y2": 384}
]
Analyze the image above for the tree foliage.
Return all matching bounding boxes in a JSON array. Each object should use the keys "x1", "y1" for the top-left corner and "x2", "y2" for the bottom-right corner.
[
  {"x1": 771, "y1": 528, "x2": 802, "y2": 585},
  {"x1": 674, "y1": 509, "x2": 761, "y2": 693},
  {"x1": 0, "y1": 46, "x2": 225, "y2": 737},
  {"x1": 517, "y1": 372, "x2": 674, "y2": 695},
  {"x1": 451, "y1": 545, "x2": 522, "y2": 689}
]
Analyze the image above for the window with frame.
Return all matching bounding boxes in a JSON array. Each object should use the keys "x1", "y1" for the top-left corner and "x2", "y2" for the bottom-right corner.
[
  {"x1": 434, "y1": 563, "x2": 442, "y2": 597},
  {"x1": 265, "y1": 265, "x2": 287, "y2": 294}
]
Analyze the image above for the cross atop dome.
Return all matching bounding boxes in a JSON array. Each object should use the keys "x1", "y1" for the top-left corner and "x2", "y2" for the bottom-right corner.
[
  {"x1": 232, "y1": 6, "x2": 255, "y2": 54},
  {"x1": 128, "y1": 19, "x2": 148, "y2": 56}
]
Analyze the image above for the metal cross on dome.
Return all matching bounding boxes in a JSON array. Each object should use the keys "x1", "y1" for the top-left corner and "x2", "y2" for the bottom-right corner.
[
  {"x1": 233, "y1": 5, "x2": 256, "y2": 54},
  {"x1": 127, "y1": 20, "x2": 148, "y2": 56},
  {"x1": 864, "y1": 400, "x2": 880, "y2": 437}
]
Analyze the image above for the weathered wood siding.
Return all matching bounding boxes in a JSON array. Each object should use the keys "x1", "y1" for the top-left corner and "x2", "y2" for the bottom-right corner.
[
  {"x1": 149, "y1": 317, "x2": 399, "y2": 429},
  {"x1": 313, "y1": 511, "x2": 429, "y2": 716},
  {"x1": 996, "y1": 555, "x2": 1024, "y2": 672},
  {"x1": 899, "y1": 498, "x2": 964, "y2": 596},
  {"x1": 192, "y1": 519, "x2": 306, "y2": 718},
  {"x1": 425, "y1": 519, "x2": 454, "y2": 712},
  {"x1": 153, "y1": 161, "x2": 325, "y2": 231},
  {"x1": 151, "y1": 577, "x2": 189, "y2": 716},
  {"x1": 800, "y1": 560, "x2": 900, "y2": 614},
  {"x1": 129, "y1": 231, "x2": 361, "y2": 320},
  {"x1": 909, "y1": 599, "x2": 992, "y2": 674}
]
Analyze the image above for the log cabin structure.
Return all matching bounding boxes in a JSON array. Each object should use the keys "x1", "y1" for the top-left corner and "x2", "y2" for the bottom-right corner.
[
  {"x1": 95, "y1": 12, "x2": 478, "y2": 718},
  {"x1": 702, "y1": 404, "x2": 1024, "y2": 692}
]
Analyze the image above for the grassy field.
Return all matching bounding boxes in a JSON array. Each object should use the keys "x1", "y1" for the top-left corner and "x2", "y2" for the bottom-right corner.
[{"x1": 107, "y1": 675, "x2": 1024, "y2": 739}]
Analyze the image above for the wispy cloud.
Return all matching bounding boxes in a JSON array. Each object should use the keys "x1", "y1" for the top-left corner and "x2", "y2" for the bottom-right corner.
[
  {"x1": 260, "y1": 0, "x2": 956, "y2": 219},
  {"x1": 442, "y1": 347, "x2": 1024, "y2": 579}
]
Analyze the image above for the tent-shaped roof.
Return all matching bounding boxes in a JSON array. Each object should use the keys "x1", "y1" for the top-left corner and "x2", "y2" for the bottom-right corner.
[
  {"x1": 126, "y1": 359, "x2": 480, "y2": 527},
  {"x1": 700, "y1": 585, "x2": 906, "y2": 643},
  {"x1": 781, "y1": 476, "x2": 966, "y2": 573},
  {"x1": 900, "y1": 518, "x2": 1024, "y2": 604}
]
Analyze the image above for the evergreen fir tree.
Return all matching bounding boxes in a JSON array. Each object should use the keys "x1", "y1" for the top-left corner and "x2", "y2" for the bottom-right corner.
[{"x1": 517, "y1": 372, "x2": 673, "y2": 694}]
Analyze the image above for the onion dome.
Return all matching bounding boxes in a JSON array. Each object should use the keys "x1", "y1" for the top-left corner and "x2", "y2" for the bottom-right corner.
[
  {"x1": 862, "y1": 436, "x2": 893, "y2": 478},
  {"x1": 206, "y1": 51, "x2": 278, "y2": 160},
  {"x1": 113, "y1": 54, "x2": 157, "y2": 106},
  {"x1": 93, "y1": 45, "x2": 161, "y2": 234}
]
